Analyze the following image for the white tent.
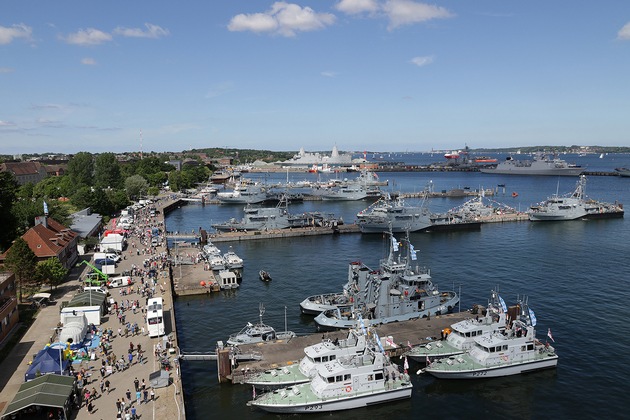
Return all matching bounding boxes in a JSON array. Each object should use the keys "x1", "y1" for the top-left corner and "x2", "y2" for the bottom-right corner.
[
  {"x1": 100, "y1": 233, "x2": 126, "y2": 252},
  {"x1": 59, "y1": 313, "x2": 88, "y2": 345}
]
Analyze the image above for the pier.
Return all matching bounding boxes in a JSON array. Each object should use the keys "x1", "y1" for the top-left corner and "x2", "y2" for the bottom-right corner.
[{"x1": 216, "y1": 312, "x2": 470, "y2": 384}]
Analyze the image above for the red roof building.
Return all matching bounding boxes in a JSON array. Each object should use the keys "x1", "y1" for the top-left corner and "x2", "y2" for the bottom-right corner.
[
  {"x1": 0, "y1": 217, "x2": 79, "y2": 270},
  {"x1": 0, "y1": 161, "x2": 47, "y2": 185}
]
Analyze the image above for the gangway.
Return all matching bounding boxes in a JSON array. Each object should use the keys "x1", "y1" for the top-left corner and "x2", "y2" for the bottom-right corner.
[{"x1": 177, "y1": 341, "x2": 262, "y2": 383}]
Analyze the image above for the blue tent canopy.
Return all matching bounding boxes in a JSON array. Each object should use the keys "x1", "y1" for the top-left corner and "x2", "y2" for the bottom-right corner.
[{"x1": 25, "y1": 347, "x2": 71, "y2": 381}]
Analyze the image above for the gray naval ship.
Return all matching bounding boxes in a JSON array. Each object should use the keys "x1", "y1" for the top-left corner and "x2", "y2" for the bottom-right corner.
[
  {"x1": 480, "y1": 152, "x2": 584, "y2": 176},
  {"x1": 313, "y1": 232, "x2": 458, "y2": 330},
  {"x1": 528, "y1": 175, "x2": 624, "y2": 221}
]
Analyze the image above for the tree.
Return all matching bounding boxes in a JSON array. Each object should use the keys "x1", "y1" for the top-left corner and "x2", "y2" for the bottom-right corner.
[
  {"x1": 71, "y1": 186, "x2": 95, "y2": 210},
  {"x1": 124, "y1": 175, "x2": 149, "y2": 199},
  {"x1": 33, "y1": 175, "x2": 73, "y2": 199},
  {"x1": 94, "y1": 153, "x2": 122, "y2": 189},
  {"x1": 3, "y1": 237, "x2": 37, "y2": 301},
  {"x1": 35, "y1": 257, "x2": 68, "y2": 291},
  {"x1": 0, "y1": 172, "x2": 18, "y2": 251},
  {"x1": 107, "y1": 189, "x2": 130, "y2": 211},
  {"x1": 67, "y1": 152, "x2": 94, "y2": 187}
]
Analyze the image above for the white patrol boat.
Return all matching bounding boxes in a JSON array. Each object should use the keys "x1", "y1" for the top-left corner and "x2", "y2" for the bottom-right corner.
[
  {"x1": 404, "y1": 289, "x2": 508, "y2": 362},
  {"x1": 422, "y1": 301, "x2": 558, "y2": 379},
  {"x1": 248, "y1": 332, "x2": 412, "y2": 413},
  {"x1": 246, "y1": 319, "x2": 372, "y2": 390},
  {"x1": 227, "y1": 304, "x2": 295, "y2": 346}
]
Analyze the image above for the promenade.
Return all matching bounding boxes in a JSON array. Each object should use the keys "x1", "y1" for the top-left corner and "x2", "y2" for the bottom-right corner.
[{"x1": 0, "y1": 198, "x2": 184, "y2": 420}]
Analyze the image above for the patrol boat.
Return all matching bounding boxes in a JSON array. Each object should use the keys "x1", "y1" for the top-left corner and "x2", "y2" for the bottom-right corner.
[
  {"x1": 404, "y1": 289, "x2": 508, "y2": 362},
  {"x1": 246, "y1": 319, "x2": 372, "y2": 390},
  {"x1": 422, "y1": 300, "x2": 558, "y2": 379},
  {"x1": 248, "y1": 330, "x2": 412, "y2": 413},
  {"x1": 528, "y1": 175, "x2": 624, "y2": 221},
  {"x1": 227, "y1": 304, "x2": 295, "y2": 346},
  {"x1": 356, "y1": 194, "x2": 432, "y2": 233},
  {"x1": 314, "y1": 232, "x2": 459, "y2": 330}
]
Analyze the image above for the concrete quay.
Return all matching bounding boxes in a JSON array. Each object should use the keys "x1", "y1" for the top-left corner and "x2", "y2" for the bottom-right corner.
[
  {"x1": 228, "y1": 312, "x2": 469, "y2": 384},
  {"x1": 0, "y1": 198, "x2": 185, "y2": 420}
]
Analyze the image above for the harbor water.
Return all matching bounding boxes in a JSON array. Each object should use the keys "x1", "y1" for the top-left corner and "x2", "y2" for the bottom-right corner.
[{"x1": 167, "y1": 153, "x2": 630, "y2": 419}]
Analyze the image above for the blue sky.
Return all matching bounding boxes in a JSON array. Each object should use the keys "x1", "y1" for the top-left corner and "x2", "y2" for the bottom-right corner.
[{"x1": 2, "y1": 1, "x2": 630, "y2": 154}]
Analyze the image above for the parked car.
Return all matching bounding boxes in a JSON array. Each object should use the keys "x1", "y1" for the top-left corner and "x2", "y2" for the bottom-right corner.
[
  {"x1": 83, "y1": 286, "x2": 108, "y2": 294},
  {"x1": 28, "y1": 293, "x2": 54, "y2": 308}
]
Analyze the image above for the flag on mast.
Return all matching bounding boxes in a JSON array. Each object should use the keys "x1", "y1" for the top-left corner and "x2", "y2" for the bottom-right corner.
[
  {"x1": 410, "y1": 244, "x2": 417, "y2": 260},
  {"x1": 391, "y1": 236, "x2": 399, "y2": 252},
  {"x1": 403, "y1": 356, "x2": 409, "y2": 374},
  {"x1": 547, "y1": 328, "x2": 555, "y2": 342}
]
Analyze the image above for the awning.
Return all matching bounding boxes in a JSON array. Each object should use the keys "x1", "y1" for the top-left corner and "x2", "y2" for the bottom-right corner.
[{"x1": 2, "y1": 374, "x2": 76, "y2": 419}]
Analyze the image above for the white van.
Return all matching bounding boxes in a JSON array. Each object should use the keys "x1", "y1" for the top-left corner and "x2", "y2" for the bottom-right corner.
[
  {"x1": 83, "y1": 286, "x2": 108, "y2": 294},
  {"x1": 107, "y1": 276, "x2": 132, "y2": 288},
  {"x1": 94, "y1": 252, "x2": 121, "y2": 263}
]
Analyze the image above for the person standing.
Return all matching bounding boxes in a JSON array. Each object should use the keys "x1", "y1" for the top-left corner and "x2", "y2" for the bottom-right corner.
[{"x1": 86, "y1": 400, "x2": 93, "y2": 415}]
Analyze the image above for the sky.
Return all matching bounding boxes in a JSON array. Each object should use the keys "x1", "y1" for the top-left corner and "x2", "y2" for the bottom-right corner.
[{"x1": 1, "y1": 1, "x2": 630, "y2": 155}]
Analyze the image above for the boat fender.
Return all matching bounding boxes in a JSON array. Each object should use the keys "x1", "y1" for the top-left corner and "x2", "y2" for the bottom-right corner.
[{"x1": 345, "y1": 386, "x2": 352, "y2": 393}]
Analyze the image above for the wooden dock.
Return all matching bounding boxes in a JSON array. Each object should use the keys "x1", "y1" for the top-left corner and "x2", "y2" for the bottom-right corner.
[{"x1": 226, "y1": 312, "x2": 470, "y2": 384}]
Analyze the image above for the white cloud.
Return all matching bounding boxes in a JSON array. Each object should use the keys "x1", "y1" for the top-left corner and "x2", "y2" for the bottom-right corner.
[
  {"x1": 618, "y1": 22, "x2": 630, "y2": 40},
  {"x1": 229, "y1": 13, "x2": 278, "y2": 34},
  {"x1": 383, "y1": 0, "x2": 453, "y2": 29},
  {"x1": 0, "y1": 67, "x2": 15, "y2": 73},
  {"x1": 321, "y1": 71, "x2": 338, "y2": 77},
  {"x1": 81, "y1": 57, "x2": 97, "y2": 65},
  {"x1": 0, "y1": 120, "x2": 15, "y2": 127},
  {"x1": 0, "y1": 23, "x2": 32, "y2": 45},
  {"x1": 228, "y1": 2, "x2": 336, "y2": 37},
  {"x1": 63, "y1": 28, "x2": 113, "y2": 45},
  {"x1": 113, "y1": 23, "x2": 170, "y2": 39},
  {"x1": 410, "y1": 55, "x2": 433, "y2": 67},
  {"x1": 335, "y1": 0, "x2": 379, "y2": 15}
]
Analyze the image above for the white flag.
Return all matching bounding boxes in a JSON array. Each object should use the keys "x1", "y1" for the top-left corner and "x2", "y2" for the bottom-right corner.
[
  {"x1": 410, "y1": 244, "x2": 417, "y2": 260},
  {"x1": 547, "y1": 328, "x2": 555, "y2": 342},
  {"x1": 392, "y1": 236, "x2": 399, "y2": 252}
]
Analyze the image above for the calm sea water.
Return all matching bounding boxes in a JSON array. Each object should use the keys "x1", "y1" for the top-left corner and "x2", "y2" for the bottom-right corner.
[{"x1": 167, "y1": 153, "x2": 630, "y2": 419}]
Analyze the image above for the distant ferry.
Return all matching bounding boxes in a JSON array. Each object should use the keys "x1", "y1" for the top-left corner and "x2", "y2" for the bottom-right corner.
[{"x1": 480, "y1": 153, "x2": 584, "y2": 176}]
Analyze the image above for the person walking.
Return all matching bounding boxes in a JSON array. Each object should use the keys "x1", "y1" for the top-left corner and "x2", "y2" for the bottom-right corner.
[
  {"x1": 136, "y1": 390, "x2": 141, "y2": 405},
  {"x1": 105, "y1": 379, "x2": 111, "y2": 394},
  {"x1": 134, "y1": 377, "x2": 139, "y2": 392}
]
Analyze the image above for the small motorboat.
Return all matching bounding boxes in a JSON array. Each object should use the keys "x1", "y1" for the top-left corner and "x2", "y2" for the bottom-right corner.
[{"x1": 259, "y1": 270, "x2": 272, "y2": 282}]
